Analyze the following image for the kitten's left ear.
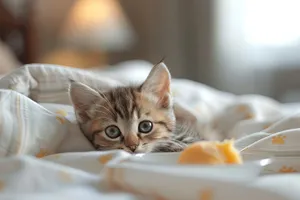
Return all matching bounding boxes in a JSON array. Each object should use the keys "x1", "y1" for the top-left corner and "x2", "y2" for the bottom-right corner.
[{"x1": 141, "y1": 62, "x2": 172, "y2": 107}]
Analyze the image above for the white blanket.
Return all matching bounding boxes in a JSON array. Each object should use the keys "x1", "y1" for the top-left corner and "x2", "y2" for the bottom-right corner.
[{"x1": 0, "y1": 62, "x2": 300, "y2": 200}]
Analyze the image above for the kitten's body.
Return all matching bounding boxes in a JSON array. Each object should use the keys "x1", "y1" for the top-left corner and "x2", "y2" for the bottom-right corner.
[{"x1": 69, "y1": 63, "x2": 202, "y2": 153}]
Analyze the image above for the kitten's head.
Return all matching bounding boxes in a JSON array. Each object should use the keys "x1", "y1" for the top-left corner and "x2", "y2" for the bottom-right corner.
[{"x1": 69, "y1": 63, "x2": 175, "y2": 153}]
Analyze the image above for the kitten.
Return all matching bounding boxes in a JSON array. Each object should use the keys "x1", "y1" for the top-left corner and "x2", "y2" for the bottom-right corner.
[{"x1": 69, "y1": 62, "x2": 202, "y2": 153}]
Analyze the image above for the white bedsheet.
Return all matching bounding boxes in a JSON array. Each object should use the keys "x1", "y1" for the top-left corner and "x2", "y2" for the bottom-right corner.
[{"x1": 0, "y1": 62, "x2": 300, "y2": 200}]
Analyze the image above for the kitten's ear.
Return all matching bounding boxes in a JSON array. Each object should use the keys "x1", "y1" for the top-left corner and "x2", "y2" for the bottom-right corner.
[
  {"x1": 69, "y1": 82, "x2": 101, "y2": 122},
  {"x1": 141, "y1": 62, "x2": 171, "y2": 107}
]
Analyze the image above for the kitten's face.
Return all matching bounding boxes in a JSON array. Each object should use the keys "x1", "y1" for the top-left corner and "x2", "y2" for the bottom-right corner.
[{"x1": 69, "y1": 63, "x2": 175, "y2": 153}]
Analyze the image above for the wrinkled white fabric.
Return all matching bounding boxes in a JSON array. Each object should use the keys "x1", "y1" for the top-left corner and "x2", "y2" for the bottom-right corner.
[{"x1": 0, "y1": 62, "x2": 299, "y2": 200}]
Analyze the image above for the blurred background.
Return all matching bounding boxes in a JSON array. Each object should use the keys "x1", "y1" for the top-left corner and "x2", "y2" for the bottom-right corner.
[{"x1": 1, "y1": 0, "x2": 300, "y2": 103}]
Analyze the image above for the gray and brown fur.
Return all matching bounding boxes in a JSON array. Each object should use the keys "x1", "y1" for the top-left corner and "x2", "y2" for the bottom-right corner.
[{"x1": 69, "y1": 62, "x2": 202, "y2": 153}]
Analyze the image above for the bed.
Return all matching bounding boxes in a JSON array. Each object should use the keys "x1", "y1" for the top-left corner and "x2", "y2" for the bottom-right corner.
[{"x1": 0, "y1": 61, "x2": 299, "y2": 200}]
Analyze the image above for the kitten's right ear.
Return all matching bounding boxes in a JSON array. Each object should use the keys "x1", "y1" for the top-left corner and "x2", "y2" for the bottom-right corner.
[
  {"x1": 69, "y1": 82, "x2": 101, "y2": 122},
  {"x1": 141, "y1": 62, "x2": 172, "y2": 108}
]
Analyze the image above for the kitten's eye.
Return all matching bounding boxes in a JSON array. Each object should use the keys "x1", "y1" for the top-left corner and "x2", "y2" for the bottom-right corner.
[
  {"x1": 105, "y1": 125, "x2": 121, "y2": 139},
  {"x1": 138, "y1": 120, "x2": 153, "y2": 133}
]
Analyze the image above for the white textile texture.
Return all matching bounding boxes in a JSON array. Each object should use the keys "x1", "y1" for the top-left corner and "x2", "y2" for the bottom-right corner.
[{"x1": 0, "y1": 63, "x2": 299, "y2": 200}]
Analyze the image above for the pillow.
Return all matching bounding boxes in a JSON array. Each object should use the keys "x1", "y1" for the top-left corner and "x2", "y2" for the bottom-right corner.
[{"x1": 0, "y1": 64, "x2": 122, "y2": 104}]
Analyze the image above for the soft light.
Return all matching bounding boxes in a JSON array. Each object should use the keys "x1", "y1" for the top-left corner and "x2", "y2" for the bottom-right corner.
[{"x1": 60, "y1": 0, "x2": 135, "y2": 51}]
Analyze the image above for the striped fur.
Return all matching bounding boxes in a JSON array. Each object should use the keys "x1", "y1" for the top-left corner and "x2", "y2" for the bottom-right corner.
[{"x1": 69, "y1": 62, "x2": 203, "y2": 153}]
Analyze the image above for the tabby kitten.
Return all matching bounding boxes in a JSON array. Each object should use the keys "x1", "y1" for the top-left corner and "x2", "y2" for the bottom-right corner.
[{"x1": 69, "y1": 62, "x2": 201, "y2": 153}]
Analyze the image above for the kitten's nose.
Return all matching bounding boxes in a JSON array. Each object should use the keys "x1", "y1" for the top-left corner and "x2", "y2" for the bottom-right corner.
[{"x1": 128, "y1": 145, "x2": 138, "y2": 152}]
